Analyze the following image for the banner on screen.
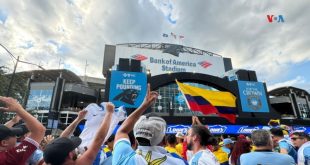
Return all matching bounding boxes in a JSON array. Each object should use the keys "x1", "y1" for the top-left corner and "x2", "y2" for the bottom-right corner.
[
  {"x1": 109, "y1": 71, "x2": 147, "y2": 108},
  {"x1": 238, "y1": 81, "x2": 269, "y2": 113}
]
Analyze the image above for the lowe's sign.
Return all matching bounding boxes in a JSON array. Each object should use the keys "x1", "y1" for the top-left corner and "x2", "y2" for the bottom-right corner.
[
  {"x1": 105, "y1": 124, "x2": 310, "y2": 135},
  {"x1": 237, "y1": 126, "x2": 260, "y2": 134},
  {"x1": 166, "y1": 125, "x2": 191, "y2": 134},
  {"x1": 208, "y1": 125, "x2": 227, "y2": 134}
]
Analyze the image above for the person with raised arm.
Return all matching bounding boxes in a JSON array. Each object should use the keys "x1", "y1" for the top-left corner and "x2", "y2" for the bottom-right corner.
[
  {"x1": 113, "y1": 84, "x2": 188, "y2": 165},
  {"x1": 43, "y1": 102, "x2": 115, "y2": 165},
  {"x1": 4, "y1": 114, "x2": 21, "y2": 128},
  {"x1": 60, "y1": 110, "x2": 87, "y2": 138},
  {"x1": 186, "y1": 124, "x2": 219, "y2": 165},
  {"x1": 0, "y1": 96, "x2": 46, "y2": 165}
]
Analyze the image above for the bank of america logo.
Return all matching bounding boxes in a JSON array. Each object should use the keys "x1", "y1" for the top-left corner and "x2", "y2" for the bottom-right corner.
[
  {"x1": 198, "y1": 61, "x2": 212, "y2": 68},
  {"x1": 131, "y1": 54, "x2": 148, "y2": 61}
]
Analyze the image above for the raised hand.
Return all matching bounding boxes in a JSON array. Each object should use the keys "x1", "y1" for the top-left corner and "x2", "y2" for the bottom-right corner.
[
  {"x1": 44, "y1": 135, "x2": 55, "y2": 144},
  {"x1": 192, "y1": 116, "x2": 197, "y2": 125},
  {"x1": 106, "y1": 102, "x2": 115, "y2": 113},
  {"x1": 77, "y1": 110, "x2": 88, "y2": 121},
  {"x1": 0, "y1": 97, "x2": 24, "y2": 112},
  {"x1": 141, "y1": 84, "x2": 158, "y2": 107},
  {"x1": 11, "y1": 115, "x2": 22, "y2": 123}
]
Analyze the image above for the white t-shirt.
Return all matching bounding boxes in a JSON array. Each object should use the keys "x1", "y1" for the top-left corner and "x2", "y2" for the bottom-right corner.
[
  {"x1": 188, "y1": 149, "x2": 220, "y2": 165},
  {"x1": 79, "y1": 103, "x2": 126, "y2": 148}
]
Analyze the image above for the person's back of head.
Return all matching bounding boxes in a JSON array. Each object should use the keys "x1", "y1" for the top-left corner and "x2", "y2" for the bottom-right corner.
[
  {"x1": 43, "y1": 137, "x2": 81, "y2": 165},
  {"x1": 270, "y1": 128, "x2": 284, "y2": 138},
  {"x1": 166, "y1": 134, "x2": 177, "y2": 146},
  {"x1": 133, "y1": 113, "x2": 166, "y2": 146},
  {"x1": 251, "y1": 129, "x2": 272, "y2": 148},
  {"x1": 230, "y1": 139, "x2": 251, "y2": 164},
  {"x1": 190, "y1": 125, "x2": 215, "y2": 147}
]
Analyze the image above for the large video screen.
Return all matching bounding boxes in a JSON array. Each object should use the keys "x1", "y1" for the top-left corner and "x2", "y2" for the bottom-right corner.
[{"x1": 26, "y1": 89, "x2": 53, "y2": 110}]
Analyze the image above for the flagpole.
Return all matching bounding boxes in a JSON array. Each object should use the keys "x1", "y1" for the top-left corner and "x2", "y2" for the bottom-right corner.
[{"x1": 175, "y1": 79, "x2": 195, "y2": 117}]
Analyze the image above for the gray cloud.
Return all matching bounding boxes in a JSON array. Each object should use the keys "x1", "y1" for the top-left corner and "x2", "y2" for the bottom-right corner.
[{"x1": 0, "y1": 0, "x2": 309, "y2": 89}]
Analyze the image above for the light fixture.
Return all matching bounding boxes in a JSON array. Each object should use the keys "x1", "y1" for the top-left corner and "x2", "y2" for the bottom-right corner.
[{"x1": 158, "y1": 105, "x2": 162, "y2": 110}]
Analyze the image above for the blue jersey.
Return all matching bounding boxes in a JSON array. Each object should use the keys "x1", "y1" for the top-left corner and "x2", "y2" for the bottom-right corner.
[
  {"x1": 240, "y1": 151, "x2": 295, "y2": 165},
  {"x1": 297, "y1": 141, "x2": 310, "y2": 165},
  {"x1": 188, "y1": 149, "x2": 219, "y2": 165},
  {"x1": 278, "y1": 139, "x2": 297, "y2": 162},
  {"x1": 112, "y1": 138, "x2": 187, "y2": 165}
]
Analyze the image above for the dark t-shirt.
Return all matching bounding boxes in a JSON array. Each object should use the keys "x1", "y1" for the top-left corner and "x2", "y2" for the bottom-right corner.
[{"x1": 0, "y1": 137, "x2": 39, "y2": 165}]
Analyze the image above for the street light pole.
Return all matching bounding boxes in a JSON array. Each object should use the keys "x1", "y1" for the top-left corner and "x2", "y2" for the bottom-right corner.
[
  {"x1": 1, "y1": 43, "x2": 46, "y2": 123},
  {"x1": 1, "y1": 44, "x2": 45, "y2": 97}
]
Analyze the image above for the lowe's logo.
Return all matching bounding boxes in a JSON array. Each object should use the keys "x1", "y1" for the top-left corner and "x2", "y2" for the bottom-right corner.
[
  {"x1": 293, "y1": 127, "x2": 307, "y2": 132},
  {"x1": 238, "y1": 126, "x2": 259, "y2": 134},
  {"x1": 209, "y1": 125, "x2": 227, "y2": 134},
  {"x1": 166, "y1": 125, "x2": 190, "y2": 134},
  {"x1": 267, "y1": 15, "x2": 285, "y2": 23}
]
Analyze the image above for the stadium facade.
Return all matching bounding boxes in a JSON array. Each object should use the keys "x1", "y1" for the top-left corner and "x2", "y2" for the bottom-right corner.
[
  {"x1": 5, "y1": 43, "x2": 310, "y2": 135},
  {"x1": 103, "y1": 43, "x2": 310, "y2": 134}
]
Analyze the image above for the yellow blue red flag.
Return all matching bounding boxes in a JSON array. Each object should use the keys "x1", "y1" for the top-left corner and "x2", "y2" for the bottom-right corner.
[{"x1": 176, "y1": 80, "x2": 237, "y2": 123}]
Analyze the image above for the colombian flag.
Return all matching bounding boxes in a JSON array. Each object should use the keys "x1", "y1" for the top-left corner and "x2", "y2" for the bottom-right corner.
[{"x1": 176, "y1": 80, "x2": 237, "y2": 123}]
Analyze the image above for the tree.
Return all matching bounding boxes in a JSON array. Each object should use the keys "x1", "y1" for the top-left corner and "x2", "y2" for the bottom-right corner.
[
  {"x1": 0, "y1": 65, "x2": 28, "y2": 103},
  {"x1": 0, "y1": 66, "x2": 10, "y2": 96}
]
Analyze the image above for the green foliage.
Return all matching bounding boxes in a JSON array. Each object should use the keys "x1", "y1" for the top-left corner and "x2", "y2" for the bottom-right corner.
[
  {"x1": 0, "y1": 66, "x2": 28, "y2": 102},
  {"x1": 0, "y1": 66, "x2": 10, "y2": 96}
]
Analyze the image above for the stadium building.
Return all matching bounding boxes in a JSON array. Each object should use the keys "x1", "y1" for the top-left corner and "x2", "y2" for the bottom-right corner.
[
  {"x1": 4, "y1": 43, "x2": 310, "y2": 135},
  {"x1": 103, "y1": 43, "x2": 310, "y2": 135}
]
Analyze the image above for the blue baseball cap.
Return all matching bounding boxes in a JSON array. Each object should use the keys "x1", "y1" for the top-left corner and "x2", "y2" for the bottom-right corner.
[{"x1": 223, "y1": 138, "x2": 234, "y2": 145}]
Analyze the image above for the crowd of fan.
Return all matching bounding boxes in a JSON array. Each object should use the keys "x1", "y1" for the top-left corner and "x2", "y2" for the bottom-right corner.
[{"x1": 1, "y1": 85, "x2": 310, "y2": 165}]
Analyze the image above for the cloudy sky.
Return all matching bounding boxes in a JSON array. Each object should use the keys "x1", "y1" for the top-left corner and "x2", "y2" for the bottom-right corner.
[{"x1": 0, "y1": 0, "x2": 309, "y2": 91}]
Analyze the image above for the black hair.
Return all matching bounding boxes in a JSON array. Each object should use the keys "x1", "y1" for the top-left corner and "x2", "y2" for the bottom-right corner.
[
  {"x1": 104, "y1": 134, "x2": 115, "y2": 145},
  {"x1": 270, "y1": 128, "x2": 284, "y2": 137},
  {"x1": 128, "y1": 131, "x2": 136, "y2": 146},
  {"x1": 107, "y1": 134, "x2": 115, "y2": 143},
  {"x1": 191, "y1": 125, "x2": 215, "y2": 146},
  {"x1": 166, "y1": 134, "x2": 177, "y2": 145},
  {"x1": 292, "y1": 132, "x2": 310, "y2": 140}
]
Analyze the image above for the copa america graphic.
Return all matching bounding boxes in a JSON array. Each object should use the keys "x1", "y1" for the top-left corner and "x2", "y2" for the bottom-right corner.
[{"x1": 247, "y1": 95, "x2": 262, "y2": 111}]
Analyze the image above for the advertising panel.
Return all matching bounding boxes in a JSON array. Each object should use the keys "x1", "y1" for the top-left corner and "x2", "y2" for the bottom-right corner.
[
  {"x1": 91, "y1": 124, "x2": 310, "y2": 135},
  {"x1": 109, "y1": 71, "x2": 147, "y2": 108},
  {"x1": 166, "y1": 125, "x2": 191, "y2": 134},
  {"x1": 115, "y1": 46, "x2": 226, "y2": 77},
  {"x1": 238, "y1": 81, "x2": 269, "y2": 113}
]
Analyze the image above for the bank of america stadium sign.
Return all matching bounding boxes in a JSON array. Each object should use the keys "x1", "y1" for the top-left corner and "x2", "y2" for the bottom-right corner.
[{"x1": 115, "y1": 46, "x2": 226, "y2": 77}]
